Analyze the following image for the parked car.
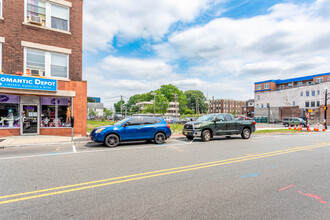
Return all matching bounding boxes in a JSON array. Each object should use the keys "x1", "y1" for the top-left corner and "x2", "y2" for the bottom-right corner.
[
  {"x1": 182, "y1": 113, "x2": 256, "y2": 141},
  {"x1": 90, "y1": 117, "x2": 171, "y2": 147},
  {"x1": 283, "y1": 117, "x2": 306, "y2": 127}
]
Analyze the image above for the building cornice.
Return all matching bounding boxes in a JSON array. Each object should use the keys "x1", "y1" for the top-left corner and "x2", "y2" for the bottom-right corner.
[{"x1": 21, "y1": 41, "x2": 72, "y2": 54}]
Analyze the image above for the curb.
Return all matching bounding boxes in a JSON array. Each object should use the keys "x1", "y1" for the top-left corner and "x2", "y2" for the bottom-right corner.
[{"x1": 0, "y1": 139, "x2": 92, "y2": 149}]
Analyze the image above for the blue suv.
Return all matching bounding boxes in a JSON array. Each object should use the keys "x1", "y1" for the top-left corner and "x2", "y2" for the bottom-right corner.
[{"x1": 90, "y1": 117, "x2": 172, "y2": 147}]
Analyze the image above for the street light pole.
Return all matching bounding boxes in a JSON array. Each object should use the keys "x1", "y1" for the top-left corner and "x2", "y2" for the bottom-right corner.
[
  {"x1": 151, "y1": 92, "x2": 156, "y2": 117},
  {"x1": 325, "y1": 89, "x2": 330, "y2": 130}
]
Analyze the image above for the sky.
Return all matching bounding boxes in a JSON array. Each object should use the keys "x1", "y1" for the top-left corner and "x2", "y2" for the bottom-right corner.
[{"x1": 82, "y1": 0, "x2": 330, "y2": 109}]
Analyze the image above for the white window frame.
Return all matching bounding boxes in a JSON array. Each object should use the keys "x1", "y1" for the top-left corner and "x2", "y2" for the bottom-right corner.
[
  {"x1": 24, "y1": 47, "x2": 69, "y2": 79},
  {"x1": 0, "y1": 0, "x2": 3, "y2": 18},
  {"x1": 24, "y1": 0, "x2": 70, "y2": 32},
  {"x1": 264, "y1": 84, "x2": 269, "y2": 89},
  {"x1": 316, "y1": 78, "x2": 323, "y2": 83},
  {"x1": 257, "y1": 85, "x2": 261, "y2": 90}
]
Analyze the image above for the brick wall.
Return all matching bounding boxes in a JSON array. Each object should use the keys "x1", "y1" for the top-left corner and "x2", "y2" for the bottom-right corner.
[{"x1": 0, "y1": 0, "x2": 82, "y2": 81}]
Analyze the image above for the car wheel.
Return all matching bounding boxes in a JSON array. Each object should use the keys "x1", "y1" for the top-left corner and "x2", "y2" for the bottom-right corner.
[
  {"x1": 241, "y1": 128, "x2": 251, "y2": 139},
  {"x1": 202, "y1": 130, "x2": 211, "y2": 142},
  {"x1": 186, "y1": 136, "x2": 194, "y2": 140},
  {"x1": 154, "y1": 132, "x2": 166, "y2": 144},
  {"x1": 225, "y1": 136, "x2": 231, "y2": 139},
  {"x1": 284, "y1": 123, "x2": 288, "y2": 127},
  {"x1": 104, "y1": 134, "x2": 120, "y2": 147}
]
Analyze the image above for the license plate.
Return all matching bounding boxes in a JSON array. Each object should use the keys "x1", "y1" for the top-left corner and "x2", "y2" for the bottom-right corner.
[{"x1": 184, "y1": 132, "x2": 187, "y2": 135}]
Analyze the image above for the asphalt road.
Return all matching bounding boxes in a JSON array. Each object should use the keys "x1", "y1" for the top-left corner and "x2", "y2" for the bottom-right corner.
[{"x1": 0, "y1": 132, "x2": 329, "y2": 219}]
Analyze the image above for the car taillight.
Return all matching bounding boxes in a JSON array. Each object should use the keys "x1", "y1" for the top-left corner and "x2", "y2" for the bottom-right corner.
[
  {"x1": 253, "y1": 121, "x2": 256, "y2": 125},
  {"x1": 166, "y1": 124, "x2": 170, "y2": 128}
]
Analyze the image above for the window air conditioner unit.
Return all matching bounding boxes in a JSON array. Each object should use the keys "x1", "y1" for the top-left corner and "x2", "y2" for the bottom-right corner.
[
  {"x1": 29, "y1": 15, "x2": 42, "y2": 25},
  {"x1": 31, "y1": 69, "x2": 41, "y2": 76}
]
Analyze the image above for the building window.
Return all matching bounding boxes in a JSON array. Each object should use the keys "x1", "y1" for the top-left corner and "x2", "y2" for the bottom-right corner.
[
  {"x1": 256, "y1": 104, "x2": 259, "y2": 109},
  {"x1": 261, "y1": 104, "x2": 264, "y2": 109},
  {"x1": 311, "y1": 101, "x2": 315, "y2": 107},
  {"x1": 293, "y1": 101, "x2": 295, "y2": 106},
  {"x1": 317, "y1": 90, "x2": 320, "y2": 95},
  {"x1": 305, "y1": 101, "x2": 309, "y2": 108},
  {"x1": 317, "y1": 101, "x2": 320, "y2": 107},
  {"x1": 279, "y1": 85, "x2": 285, "y2": 90},
  {"x1": 288, "y1": 83, "x2": 293, "y2": 88},
  {"x1": 300, "y1": 92, "x2": 303, "y2": 96},
  {"x1": 306, "y1": 91, "x2": 309, "y2": 97},
  {"x1": 264, "y1": 84, "x2": 269, "y2": 89},
  {"x1": 257, "y1": 95, "x2": 260, "y2": 100},
  {"x1": 26, "y1": 0, "x2": 70, "y2": 32},
  {"x1": 0, "y1": 95, "x2": 20, "y2": 128},
  {"x1": 316, "y1": 78, "x2": 323, "y2": 83},
  {"x1": 25, "y1": 48, "x2": 69, "y2": 79},
  {"x1": 312, "y1": 91, "x2": 315, "y2": 96},
  {"x1": 297, "y1": 81, "x2": 303, "y2": 86},
  {"x1": 41, "y1": 97, "x2": 72, "y2": 127},
  {"x1": 257, "y1": 85, "x2": 261, "y2": 90}
]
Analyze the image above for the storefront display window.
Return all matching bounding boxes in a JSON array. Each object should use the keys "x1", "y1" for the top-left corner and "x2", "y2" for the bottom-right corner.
[
  {"x1": 41, "y1": 97, "x2": 71, "y2": 128},
  {"x1": 0, "y1": 95, "x2": 20, "y2": 128}
]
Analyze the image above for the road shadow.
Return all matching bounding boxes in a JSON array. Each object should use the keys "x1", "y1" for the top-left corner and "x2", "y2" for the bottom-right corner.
[{"x1": 82, "y1": 140, "x2": 158, "y2": 149}]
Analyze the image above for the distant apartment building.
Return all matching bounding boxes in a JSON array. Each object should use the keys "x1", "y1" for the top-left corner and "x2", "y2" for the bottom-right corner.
[
  {"x1": 208, "y1": 99, "x2": 245, "y2": 115},
  {"x1": 87, "y1": 103, "x2": 104, "y2": 117},
  {"x1": 241, "y1": 99, "x2": 254, "y2": 118},
  {"x1": 136, "y1": 101, "x2": 180, "y2": 116},
  {"x1": 0, "y1": 0, "x2": 86, "y2": 137},
  {"x1": 254, "y1": 72, "x2": 330, "y2": 123}
]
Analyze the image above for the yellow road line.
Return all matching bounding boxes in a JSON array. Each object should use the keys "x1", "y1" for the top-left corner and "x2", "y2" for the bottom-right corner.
[
  {"x1": 0, "y1": 143, "x2": 329, "y2": 205},
  {"x1": 0, "y1": 142, "x2": 328, "y2": 201}
]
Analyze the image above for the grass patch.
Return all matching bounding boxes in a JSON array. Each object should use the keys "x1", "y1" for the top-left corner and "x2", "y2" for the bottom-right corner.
[
  {"x1": 168, "y1": 123, "x2": 184, "y2": 133},
  {"x1": 255, "y1": 129, "x2": 301, "y2": 134},
  {"x1": 87, "y1": 120, "x2": 115, "y2": 133}
]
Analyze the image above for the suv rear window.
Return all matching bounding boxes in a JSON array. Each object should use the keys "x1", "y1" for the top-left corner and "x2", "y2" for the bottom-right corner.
[{"x1": 143, "y1": 117, "x2": 161, "y2": 125}]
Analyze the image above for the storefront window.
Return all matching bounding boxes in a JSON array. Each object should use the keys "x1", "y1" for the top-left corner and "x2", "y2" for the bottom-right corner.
[
  {"x1": 41, "y1": 97, "x2": 71, "y2": 128},
  {"x1": 0, "y1": 95, "x2": 20, "y2": 128}
]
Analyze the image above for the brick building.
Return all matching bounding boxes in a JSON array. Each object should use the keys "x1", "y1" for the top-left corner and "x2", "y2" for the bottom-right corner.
[
  {"x1": 208, "y1": 98, "x2": 245, "y2": 115},
  {"x1": 254, "y1": 72, "x2": 330, "y2": 123},
  {"x1": 241, "y1": 99, "x2": 254, "y2": 118},
  {"x1": 0, "y1": 0, "x2": 86, "y2": 137}
]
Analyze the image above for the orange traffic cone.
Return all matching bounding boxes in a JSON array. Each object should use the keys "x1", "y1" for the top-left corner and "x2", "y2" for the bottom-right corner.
[
  {"x1": 288, "y1": 124, "x2": 291, "y2": 130},
  {"x1": 314, "y1": 124, "x2": 316, "y2": 131},
  {"x1": 294, "y1": 124, "x2": 297, "y2": 130},
  {"x1": 316, "y1": 124, "x2": 319, "y2": 132},
  {"x1": 322, "y1": 124, "x2": 326, "y2": 132},
  {"x1": 299, "y1": 125, "x2": 302, "y2": 131}
]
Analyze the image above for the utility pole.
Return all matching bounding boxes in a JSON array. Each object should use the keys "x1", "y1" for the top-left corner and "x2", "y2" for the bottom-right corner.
[
  {"x1": 120, "y1": 95, "x2": 123, "y2": 115},
  {"x1": 173, "y1": 93, "x2": 178, "y2": 134},
  {"x1": 151, "y1": 92, "x2": 156, "y2": 117},
  {"x1": 325, "y1": 89, "x2": 330, "y2": 130},
  {"x1": 212, "y1": 96, "x2": 214, "y2": 113}
]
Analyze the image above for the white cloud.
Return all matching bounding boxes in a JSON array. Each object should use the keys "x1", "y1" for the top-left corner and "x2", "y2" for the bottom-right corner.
[
  {"x1": 83, "y1": 0, "x2": 222, "y2": 52},
  {"x1": 155, "y1": 0, "x2": 330, "y2": 79},
  {"x1": 85, "y1": 0, "x2": 330, "y2": 108}
]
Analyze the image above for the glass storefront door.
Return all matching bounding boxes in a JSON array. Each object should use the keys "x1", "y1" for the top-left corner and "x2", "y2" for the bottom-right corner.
[{"x1": 22, "y1": 105, "x2": 39, "y2": 134}]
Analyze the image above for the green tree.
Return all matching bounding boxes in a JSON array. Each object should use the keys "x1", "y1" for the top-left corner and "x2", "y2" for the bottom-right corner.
[
  {"x1": 103, "y1": 108, "x2": 113, "y2": 116},
  {"x1": 184, "y1": 90, "x2": 207, "y2": 114},
  {"x1": 114, "y1": 100, "x2": 125, "y2": 113},
  {"x1": 87, "y1": 97, "x2": 97, "y2": 103},
  {"x1": 159, "y1": 84, "x2": 187, "y2": 114},
  {"x1": 232, "y1": 109, "x2": 237, "y2": 116},
  {"x1": 143, "y1": 91, "x2": 169, "y2": 115},
  {"x1": 88, "y1": 109, "x2": 96, "y2": 117}
]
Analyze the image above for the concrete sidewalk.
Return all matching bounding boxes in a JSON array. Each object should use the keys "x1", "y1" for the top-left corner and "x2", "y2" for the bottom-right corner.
[{"x1": 0, "y1": 135, "x2": 90, "y2": 148}]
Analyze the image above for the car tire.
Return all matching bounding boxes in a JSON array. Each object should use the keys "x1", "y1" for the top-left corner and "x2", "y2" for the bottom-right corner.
[
  {"x1": 241, "y1": 128, "x2": 251, "y2": 139},
  {"x1": 104, "y1": 134, "x2": 120, "y2": 147},
  {"x1": 225, "y1": 136, "x2": 231, "y2": 139},
  {"x1": 284, "y1": 123, "x2": 288, "y2": 127},
  {"x1": 154, "y1": 132, "x2": 166, "y2": 144},
  {"x1": 202, "y1": 130, "x2": 211, "y2": 142},
  {"x1": 186, "y1": 136, "x2": 194, "y2": 140}
]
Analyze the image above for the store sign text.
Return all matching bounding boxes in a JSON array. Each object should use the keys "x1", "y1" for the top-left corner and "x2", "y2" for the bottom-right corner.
[{"x1": 0, "y1": 74, "x2": 57, "y2": 91}]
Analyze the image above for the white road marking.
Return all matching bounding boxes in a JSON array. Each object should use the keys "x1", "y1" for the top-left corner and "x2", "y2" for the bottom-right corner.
[{"x1": 72, "y1": 144, "x2": 77, "y2": 153}]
